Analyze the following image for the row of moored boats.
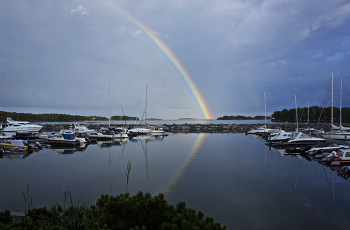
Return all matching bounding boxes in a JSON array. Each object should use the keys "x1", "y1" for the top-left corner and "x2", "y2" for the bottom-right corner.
[
  {"x1": 246, "y1": 125, "x2": 350, "y2": 179},
  {"x1": 0, "y1": 118, "x2": 166, "y2": 154}
]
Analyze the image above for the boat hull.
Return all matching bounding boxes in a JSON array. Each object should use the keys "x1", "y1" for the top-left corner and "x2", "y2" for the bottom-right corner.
[
  {"x1": 331, "y1": 160, "x2": 350, "y2": 166},
  {"x1": 323, "y1": 133, "x2": 350, "y2": 142}
]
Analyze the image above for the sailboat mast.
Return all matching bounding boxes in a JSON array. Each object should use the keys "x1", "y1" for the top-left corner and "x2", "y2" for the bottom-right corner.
[
  {"x1": 331, "y1": 72, "x2": 334, "y2": 131},
  {"x1": 145, "y1": 86, "x2": 148, "y2": 122},
  {"x1": 295, "y1": 95, "x2": 298, "y2": 132},
  {"x1": 340, "y1": 77, "x2": 342, "y2": 129},
  {"x1": 307, "y1": 98, "x2": 309, "y2": 124},
  {"x1": 109, "y1": 82, "x2": 111, "y2": 127},
  {"x1": 264, "y1": 91, "x2": 266, "y2": 128}
]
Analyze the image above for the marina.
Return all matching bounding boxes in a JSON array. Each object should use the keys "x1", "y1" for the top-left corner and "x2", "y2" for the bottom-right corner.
[{"x1": 1, "y1": 120, "x2": 350, "y2": 229}]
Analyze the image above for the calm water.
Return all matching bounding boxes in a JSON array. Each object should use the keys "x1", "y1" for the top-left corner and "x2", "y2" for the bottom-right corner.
[{"x1": 1, "y1": 132, "x2": 350, "y2": 229}]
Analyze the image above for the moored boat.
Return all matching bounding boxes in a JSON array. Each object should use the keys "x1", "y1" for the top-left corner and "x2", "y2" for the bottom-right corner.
[
  {"x1": 127, "y1": 125, "x2": 151, "y2": 136},
  {"x1": 330, "y1": 149, "x2": 350, "y2": 166},
  {"x1": 1, "y1": 118, "x2": 43, "y2": 133},
  {"x1": 286, "y1": 132, "x2": 325, "y2": 147},
  {"x1": 150, "y1": 126, "x2": 165, "y2": 135},
  {"x1": 108, "y1": 127, "x2": 128, "y2": 138},
  {"x1": 0, "y1": 132, "x2": 15, "y2": 142},
  {"x1": 0, "y1": 139, "x2": 34, "y2": 153},
  {"x1": 46, "y1": 131, "x2": 80, "y2": 146},
  {"x1": 266, "y1": 130, "x2": 292, "y2": 144},
  {"x1": 87, "y1": 128, "x2": 115, "y2": 141},
  {"x1": 59, "y1": 129, "x2": 90, "y2": 144}
]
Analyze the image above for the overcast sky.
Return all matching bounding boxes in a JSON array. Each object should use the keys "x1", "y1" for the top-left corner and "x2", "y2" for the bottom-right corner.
[{"x1": 1, "y1": 0, "x2": 349, "y2": 120}]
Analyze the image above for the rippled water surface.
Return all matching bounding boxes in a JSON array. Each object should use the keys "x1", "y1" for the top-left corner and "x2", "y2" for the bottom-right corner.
[{"x1": 1, "y1": 132, "x2": 350, "y2": 229}]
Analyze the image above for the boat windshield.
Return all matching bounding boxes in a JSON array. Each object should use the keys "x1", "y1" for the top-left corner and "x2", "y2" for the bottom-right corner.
[
  {"x1": 298, "y1": 133, "x2": 310, "y2": 139},
  {"x1": 62, "y1": 133, "x2": 76, "y2": 140}
]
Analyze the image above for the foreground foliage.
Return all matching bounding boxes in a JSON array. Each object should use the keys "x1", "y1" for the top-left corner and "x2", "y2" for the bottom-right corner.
[{"x1": 0, "y1": 191, "x2": 226, "y2": 230}]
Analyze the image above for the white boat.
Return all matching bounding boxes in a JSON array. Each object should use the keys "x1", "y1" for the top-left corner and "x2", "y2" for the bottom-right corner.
[
  {"x1": 59, "y1": 129, "x2": 90, "y2": 144},
  {"x1": 307, "y1": 141, "x2": 349, "y2": 156},
  {"x1": 74, "y1": 123, "x2": 95, "y2": 134},
  {"x1": 330, "y1": 149, "x2": 350, "y2": 166},
  {"x1": 150, "y1": 126, "x2": 165, "y2": 135},
  {"x1": 72, "y1": 124, "x2": 94, "y2": 142},
  {"x1": 127, "y1": 125, "x2": 151, "y2": 136},
  {"x1": 266, "y1": 130, "x2": 292, "y2": 143},
  {"x1": 46, "y1": 131, "x2": 80, "y2": 146},
  {"x1": 2, "y1": 118, "x2": 43, "y2": 133},
  {"x1": 324, "y1": 132, "x2": 350, "y2": 142},
  {"x1": 246, "y1": 127, "x2": 279, "y2": 135},
  {"x1": 0, "y1": 132, "x2": 15, "y2": 142},
  {"x1": 286, "y1": 132, "x2": 325, "y2": 146},
  {"x1": 108, "y1": 127, "x2": 128, "y2": 138},
  {"x1": 87, "y1": 128, "x2": 115, "y2": 140}
]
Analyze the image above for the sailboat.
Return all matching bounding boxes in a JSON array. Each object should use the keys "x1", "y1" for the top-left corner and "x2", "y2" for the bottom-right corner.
[
  {"x1": 285, "y1": 95, "x2": 325, "y2": 147},
  {"x1": 128, "y1": 86, "x2": 151, "y2": 136},
  {"x1": 246, "y1": 92, "x2": 279, "y2": 135},
  {"x1": 324, "y1": 76, "x2": 350, "y2": 142}
]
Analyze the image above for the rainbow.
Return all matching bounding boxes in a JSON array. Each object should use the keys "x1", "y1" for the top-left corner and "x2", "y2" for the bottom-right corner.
[
  {"x1": 161, "y1": 133, "x2": 207, "y2": 194},
  {"x1": 102, "y1": 0, "x2": 213, "y2": 119}
]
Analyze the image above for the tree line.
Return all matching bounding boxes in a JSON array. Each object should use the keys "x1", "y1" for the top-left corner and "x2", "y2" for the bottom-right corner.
[
  {"x1": 271, "y1": 106, "x2": 350, "y2": 123},
  {"x1": 217, "y1": 115, "x2": 270, "y2": 120},
  {"x1": 0, "y1": 111, "x2": 139, "y2": 123}
]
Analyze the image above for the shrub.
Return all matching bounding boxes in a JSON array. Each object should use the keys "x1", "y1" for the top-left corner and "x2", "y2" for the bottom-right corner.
[{"x1": 1, "y1": 192, "x2": 226, "y2": 230}]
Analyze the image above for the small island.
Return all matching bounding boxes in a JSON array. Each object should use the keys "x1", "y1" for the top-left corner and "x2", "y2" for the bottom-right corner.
[{"x1": 217, "y1": 115, "x2": 270, "y2": 120}]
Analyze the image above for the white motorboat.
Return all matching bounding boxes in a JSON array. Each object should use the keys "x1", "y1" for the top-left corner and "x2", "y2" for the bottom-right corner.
[
  {"x1": 330, "y1": 149, "x2": 350, "y2": 166},
  {"x1": 150, "y1": 126, "x2": 165, "y2": 135},
  {"x1": 127, "y1": 125, "x2": 151, "y2": 136},
  {"x1": 108, "y1": 127, "x2": 128, "y2": 138},
  {"x1": 246, "y1": 127, "x2": 279, "y2": 136},
  {"x1": 74, "y1": 123, "x2": 95, "y2": 134},
  {"x1": 323, "y1": 132, "x2": 350, "y2": 142},
  {"x1": 46, "y1": 131, "x2": 80, "y2": 146},
  {"x1": 59, "y1": 129, "x2": 90, "y2": 144},
  {"x1": 266, "y1": 130, "x2": 292, "y2": 143},
  {"x1": 87, "y1": 128, "x2": 115, "y2": 140},
  {"x1": 286, "y1": 132, "x2": 325, "y2": 146},
  {"x1": 307, "y1": 141, "x2": 349, "y2": 156},
  {"x1": 0, "y1": 132, "x2": 15, "y2": 142},
  {"x1": 2, "y1": 118, "x2": 43, "y2": 133}
]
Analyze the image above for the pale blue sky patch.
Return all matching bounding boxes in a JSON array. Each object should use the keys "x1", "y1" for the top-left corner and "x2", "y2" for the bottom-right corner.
[{"x1": 326, "y1": 51, "x2": 349, "y2": 62}]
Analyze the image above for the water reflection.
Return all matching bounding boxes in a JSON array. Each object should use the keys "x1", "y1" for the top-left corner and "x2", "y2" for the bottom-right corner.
[
  {"x1": 2, "y1": 132, "x2": 350, "y2": 187},
  {"x1": 161, "y1": 133, "x2": 207, "y2": 194}
]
